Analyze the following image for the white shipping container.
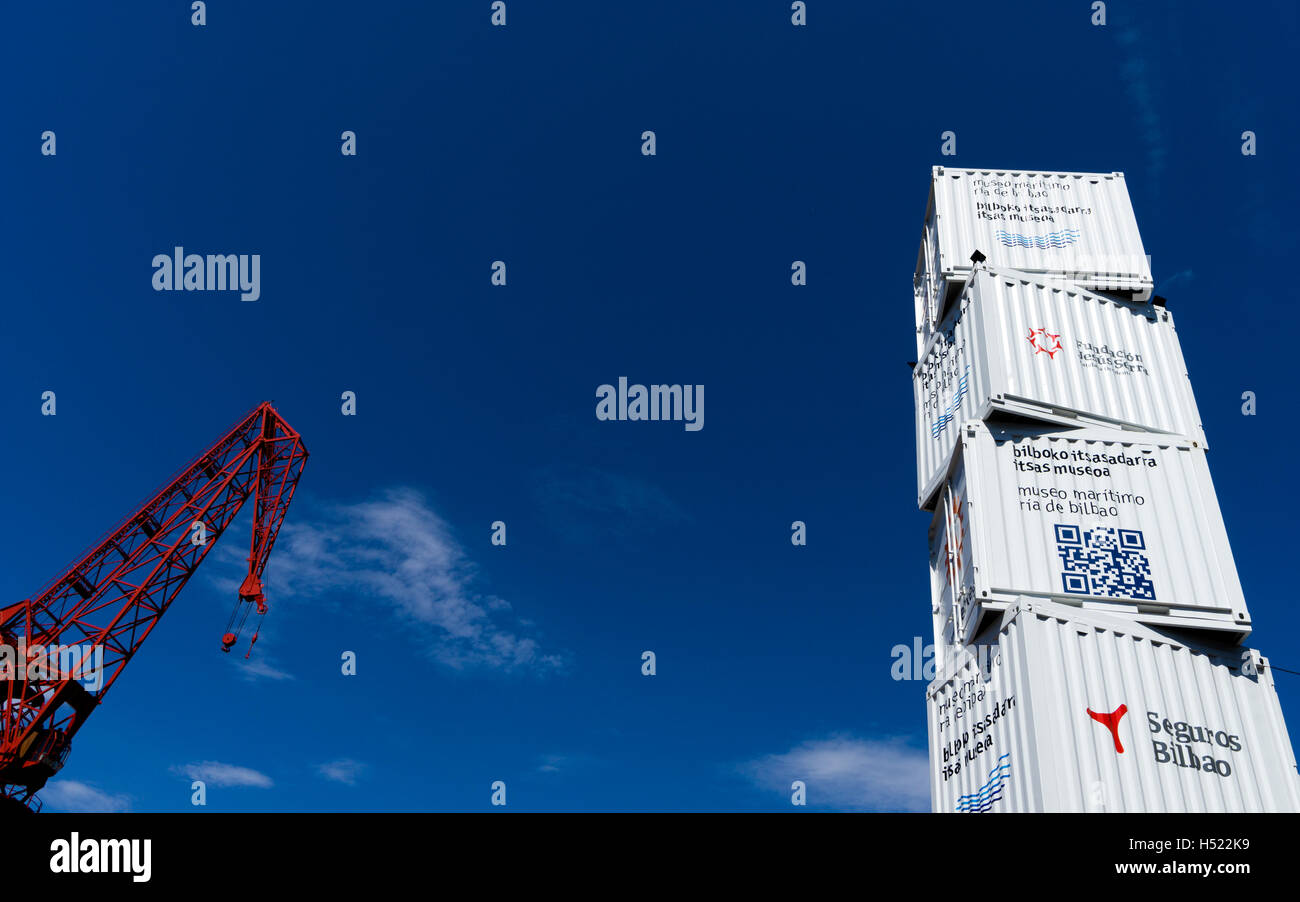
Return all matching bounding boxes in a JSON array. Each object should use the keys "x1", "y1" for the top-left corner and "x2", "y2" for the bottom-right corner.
[
  {"x1": 930, "y1": 422, "x2": 1250, "y2": 651},
  {"x1": 914, "y1": 167, "x2": 1152, "y2": 356},
  {"x1": 914, "y1": 266, "x2": 1205, "y2": 510},
  {"x1": 927, "y1": 598, "x2": 1300, "y2": 813}
]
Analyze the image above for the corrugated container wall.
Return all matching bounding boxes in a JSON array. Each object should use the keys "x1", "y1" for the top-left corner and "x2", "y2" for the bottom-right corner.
[
  {"x1": 914, "y1": 267, "x2": 1205, "y2": 509},
  {"x1": 929, "y1": 422, "x2": 1250, "y2": 649},
  {"x1": 927, "y1": 599, "x2": 1300, "y2": 813},
  {"x1": 914, "y1": 168, "x2": 1152, "y2": 356}
]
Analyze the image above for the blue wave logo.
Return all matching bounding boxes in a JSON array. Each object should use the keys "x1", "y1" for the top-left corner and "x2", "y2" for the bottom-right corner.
[
  {"x1": 956, "y1": 753, "x2": 1011, "y2": 813},
  {"x1": 994, "y1": 228, "x2": 1081, "y2": 249},
  {"x1": 930, "y1": 366, "x2": 969, "y2": 439}
]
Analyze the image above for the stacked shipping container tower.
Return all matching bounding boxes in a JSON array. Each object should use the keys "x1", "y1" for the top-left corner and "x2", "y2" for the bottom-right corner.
[{"x1": 911, "y1": 167, "x2": 1300, "y2": 812}]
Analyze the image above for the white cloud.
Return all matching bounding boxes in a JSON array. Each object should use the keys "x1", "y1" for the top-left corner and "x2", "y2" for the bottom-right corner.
[
  {"x1": 1116, "y1": 27, "x2": 1166, "y2": 189},
  {"x1": 316, "y1": 758, "x2": 367, "y2": 785},
  {"x1": 533, "y1": 468, "x2": 687, "y2": 542},
  {"x1": 537, "y1": 754, "x2": 568, "y2": 773},
  {"x1": 260, "y1": 488, "x2": 565, "y2": 673},
  {"x1": 173, "y1": 760, "x2": 273, "y2": 788},
  {"x1": 39, "y1": 780, "x2": 131, "y2": 813},
  {"x1": 235, "y1": 655, "x2": 295, "y2": 682},
  {"x1": 739, "y1": 735, "x2": 929, "y2": 812}
]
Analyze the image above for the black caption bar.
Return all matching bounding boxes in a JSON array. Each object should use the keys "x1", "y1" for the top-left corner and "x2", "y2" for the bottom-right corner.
[{"x1": 4, "y1": 813, "x2": 1286, "y2": 890}]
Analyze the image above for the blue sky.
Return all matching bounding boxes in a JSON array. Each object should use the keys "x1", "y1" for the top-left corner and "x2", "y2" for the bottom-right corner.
[{"x1": 0, "y1": 1, "x2": 1296, "y2": 812}]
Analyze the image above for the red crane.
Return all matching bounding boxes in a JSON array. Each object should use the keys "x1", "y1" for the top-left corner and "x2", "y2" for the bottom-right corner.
[{"x1": 0, "y1": 402, "x2": 307, "y2": 812}]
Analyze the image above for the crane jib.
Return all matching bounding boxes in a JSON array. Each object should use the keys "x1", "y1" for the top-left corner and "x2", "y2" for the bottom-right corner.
[{"x1": 0, "y1": 402, "x2": 307, "y2": 812}]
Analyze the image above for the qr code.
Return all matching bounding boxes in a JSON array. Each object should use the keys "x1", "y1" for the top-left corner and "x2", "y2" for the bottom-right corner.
[{"x1": 1055, "y1": 524, "x2": 1155, "y2": 601}]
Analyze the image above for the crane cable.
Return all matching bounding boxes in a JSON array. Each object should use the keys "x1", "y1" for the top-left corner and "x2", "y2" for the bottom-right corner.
[{"x1": 224, "y1": 597, "x2": 253, "y2": 648}]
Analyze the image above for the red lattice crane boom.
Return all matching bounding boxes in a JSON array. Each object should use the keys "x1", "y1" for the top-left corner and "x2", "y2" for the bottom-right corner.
[{"x1": 0, "y1": 402, "x2": 307, "y2": 811}]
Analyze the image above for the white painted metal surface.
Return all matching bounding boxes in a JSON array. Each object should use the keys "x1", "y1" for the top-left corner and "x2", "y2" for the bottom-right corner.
[
  {"x1": 927, "y1": 598, "x2": 1300, "y2": 813},
  {"x1": 929, "y1": 422, "x2": 1250, "y2": 648},
  {"x1": 914, "y1": 266, "x2": 1204, "y2": 509},
  {"x1": 914, "y1": 167, "x2": 1152, "y2": 356}
]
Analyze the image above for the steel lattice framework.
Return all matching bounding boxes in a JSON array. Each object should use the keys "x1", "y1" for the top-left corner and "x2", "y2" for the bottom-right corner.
[{"x1": 0, "y1": 402, "x2": 307, "y2": 811}]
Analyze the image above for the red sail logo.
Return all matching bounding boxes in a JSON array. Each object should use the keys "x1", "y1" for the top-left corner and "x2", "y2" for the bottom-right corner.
[
  {"x1": 1087, "y1": 704, "x2": 1129, "y2": 753},
  {"x1": 1026, "y1": 328, "x2": 1063, "y2": 358}
]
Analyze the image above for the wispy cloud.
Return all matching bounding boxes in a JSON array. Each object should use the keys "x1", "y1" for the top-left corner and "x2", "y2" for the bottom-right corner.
[
  {"x1": 533, "y1": 467, "x2": 688, "y2": 542},
  {"x1": 260, "y1": 488, "x2": 565, "y2": 673},
  {"x1": 39, "y1": 780, "x2": 131, "y2": 813},
  {"x1": 738, "y1": 735, "x2": 929, "y2": 812},
  {"x1": 1116, "y1": 27, "x2": 1166, "y2": 192},
  {"x1": 537, "y1": 754, "x2": 574, "y2": 774},
  {"x1": 173, "y1": 760, "x2": 273, "y2": 788},
  {"x1": 1156, "y1": 269, "x2": 1195, "y2": 293},
  {"x1": 317, "y1": 758, "x2": 367, "y2": 785},
  {"x1": 235, "y1": 655, "x2": 295, "y2": 681}
]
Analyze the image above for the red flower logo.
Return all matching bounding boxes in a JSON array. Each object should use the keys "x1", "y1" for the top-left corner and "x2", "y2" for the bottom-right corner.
[{"x1": 1026, "y1": 328, "x2": 1063, "y2": 358}]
